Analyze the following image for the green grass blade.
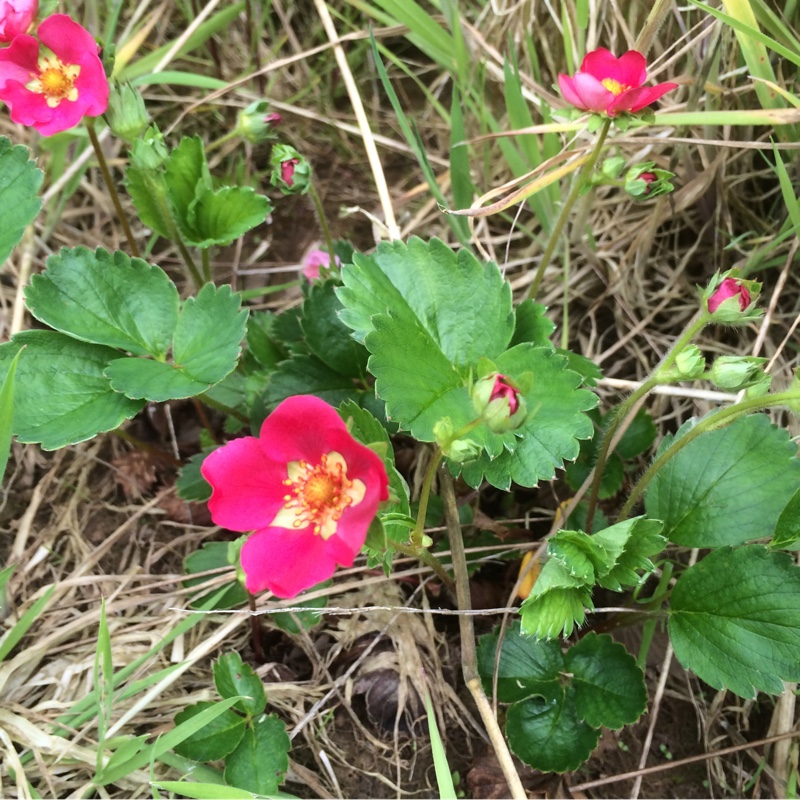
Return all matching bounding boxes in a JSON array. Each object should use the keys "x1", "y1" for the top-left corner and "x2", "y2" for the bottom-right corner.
[
  {"x1": 449, "y1": 88, "x2": 473, "y2": 241},
  {"x1": 150, "y1": 783, "x2": 258, "y2": 800},
  {"x1": 0, "y1": 584, "x2": 56, "y2": 662},
  {"x1": 0, "y1": 346, "x2": 22, "y2": 485},
  {"x1": 770, "y1": 141, "x2": 800, "y2": 234},
  {"x1": 423, "y1": 678, "x2": 456, "y2": 799},
  {"x1": 131, "y1": 72, "x2": 228, "y2": 90},
  {"x1": 94, "y1": 598, "x2": 114, "y2": 774}
]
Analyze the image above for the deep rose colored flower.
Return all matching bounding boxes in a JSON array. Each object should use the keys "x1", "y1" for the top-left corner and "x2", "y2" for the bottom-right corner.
[
  {"x1": 0, "y1": 14, "x2": 109, "y2": 136},
  {"x1": 302, "y1": 248, "x2": 341, "y2": 281},
  {"x1": 201, "y1": 395, "x2": 389, "y2": 598},
  {"x1": 281, "y1": 158, "x2": 298, "y2": 186},
  {"x1": 0, "y1": 0, "x2": 36, "y2": 42},
  {"x1": 558, "y1": 48, "x2": 677, "y2": 117},
  {"x1": 708, "y1": 277, "x2": 751, "y2": 314}
]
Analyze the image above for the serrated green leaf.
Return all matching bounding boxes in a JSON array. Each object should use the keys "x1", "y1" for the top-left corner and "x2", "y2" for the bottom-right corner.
[
  {"x1": 166, "y1": 135, "x2": 210, "y2": 217},
  {"x1": 173, "y1": 701, "x2": 246, "y2": 761},
  {"x1": 246, "y1": 311, "x2": 288, "y2": 370},
  {"x1": 338, "y1": 237, "x2": 514, "y2": 366},
  {"x1": 645, "y1": 414, "x2": 800, "y2": 547},
  {"x1": 520, "y1": 557, "x2": 593, "y2": 639},
  {"x1": 302, "y1": 280, "x2": 369, "y2": 378},
  {"x1": 669, "y1": 545, "x2": 800, "y2": 698},
  {"x1": 184, "y1": 185, "x2": 271, "y2": 248},
  {"x1": 223, "y1": 714, "x2": 290, "y2": 795},
  {"x1": 506, "y1": 690, "x2": 600, "y2": 773},
  {"x1": 554, "y1": 349, "x2": 603, "y2": 388},
  {"x1": 105, "y1": 357, "x2": 209, "y2": 401},
  {"x1": 461, "y1": 345, "x2": 597, "y2": 489},
  {"x1": 175, "y1": 284, "x2": 248, "y2": 381},
  {"x1": 0, "y1": 331, "x2": 144, "y2": 450},
  {"x1": 592, "y1": 517, "x2": 666, "y2": 592},
  {"x1": 0, "y1": 136, "x2": 42, "y2": 266},
  {"x1": 510, "y1": 300, "x2": 556, "y2": 347},
  {"x1": 214, "y1": 653, "x2": 266, "y2": 717},
  {"x1": 0, "y1": 347, "x2": 22, "y2": 484},
  {"x1": 772, "y1": 487, "x2": 800, "y2": 550},
  {"x1": 476, "y1": 621, "x2": 562, "y2": 703},
  {"x1": 183, "y1": 542, "x2": 248, "y2": 610},
  {"x1": 124, "y1": 165, "x2": 171, "y2": 239},
  {"x1": 565, "y1": 633, "x2": 647, "y2": 729},
  {"x1": 25, "y1": 247, "x2": 179, "y2": 357}
]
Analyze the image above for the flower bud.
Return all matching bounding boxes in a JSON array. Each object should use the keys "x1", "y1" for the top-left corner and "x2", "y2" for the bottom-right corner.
[
  {"x1": 472, "y1": 372, "x2": 527, "y2": 433},
  {"x1": 709, "y1": 356, "x2": 768, "y2": 391},
  {"x1": 270, "y1": 143, "x2": 311, "y2": 195},
  {"x1": 236, "y1": 100, "x2": 281, "y2": 144},
  {"x1": 303, "y1": 248, "x2": 340, "y2": 281},
  {"x1": 433, "y1": 418, "x2": 481, "y2": 462},
  {"x1": 106, "y1": 82, "x2": 149, "y2": 144},
  {"x1": 658, "y1": 344, "x2": 705, "y2": 382},
  {"x1": 701, "y1": 274, "x2": 761, "y2": 324},
  {"x1": 708, "y1": 277, "x2": 750, "y2": 314},
  {"x1": 624, "y1": 162, "x2": 675, "y2": 199},
  {"x1": 129, "y1": 125, "x2": 169, "y2": 171}
]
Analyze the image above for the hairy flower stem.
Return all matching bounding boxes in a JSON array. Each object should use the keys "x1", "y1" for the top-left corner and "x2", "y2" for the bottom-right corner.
[
  {"x1": 619, "y1": 390, "x2": 800, "y2": 520},
  {"x1": 248, "y1": 592, "x2": 265, "y2": 662},
  {"x1": 86, "y1": 121, "x2": 141, "y2": 259},
  {"x1": 584, "y1": 311, "x2": 709, "y2": 531},
  {"x1": 634, "y1": 0, "x2": 675, "y2": 56},
  {"x1": 440, "y1": 469, "x2": 527, "y2": 800},
  {"x1": 525, "y1": 117, "x2": 612, "y2": 300},
  {"x1": 201, "y1": 248, "x2": 212, "y2": 283},
  {"x1": 411, "y1": 446, "x2": 443, "y2": 547},
  {"x1": 308, "y1": 183, "x2": 336, "y2": 264}
]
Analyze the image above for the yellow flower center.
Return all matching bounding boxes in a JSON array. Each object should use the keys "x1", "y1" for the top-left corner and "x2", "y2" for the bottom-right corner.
[
  {"x1": 600, "y1": 78, "x2": 629, "y2": 96},
  {"x1": 27, "y1": 55, "x2": 81, "y2": 108},
  {"x1": 271, "y1": 452, "x2": 366, "y2": 539}
]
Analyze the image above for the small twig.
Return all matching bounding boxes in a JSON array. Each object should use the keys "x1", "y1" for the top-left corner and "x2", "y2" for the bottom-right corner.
[{"x1": 440, "y1": 469, "x2": 527, "y2": 800}]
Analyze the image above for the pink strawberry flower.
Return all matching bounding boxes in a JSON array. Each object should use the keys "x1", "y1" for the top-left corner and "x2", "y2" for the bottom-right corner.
[
  {"x1": 302, "y1": 248, "x2": 341, "y2": 281},
  {"x1": 558, "y1": 48, "x2": 677, "y2": 117},
  {"x1": 708, "y1": 277, "x2": 751, "y2": 314},
  {"x1": 201, "y1": 395, "x2": 389, "y2": 598},
  {"x1": 0, "y1": 14, "x2": 109, "y2": 136},
  {"x1": 0, "y1": 0, "x2": 36, "y2": 42}
]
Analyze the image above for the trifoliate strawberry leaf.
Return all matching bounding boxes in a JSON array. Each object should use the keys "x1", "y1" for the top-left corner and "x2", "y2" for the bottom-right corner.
[
  {"x1": 173, "y1": 702, "x2": 246, "y2": 762},
  {"x1": 25, "y1": 247, "x2": 179, "y2": 357},
  {"x1": 506, "y1": 689, "x2": 600, "y2": 773},
  {"x1": 302, "y1": 280, "x2": 369, "y2": 378},
  {"x1": 0, "y1": 331, "x2": 144, "y2": 450},
  {"x1": 338, "y1": 237, "x2": 515, "y2": 366},
  {"x1": 106, "y1": 283, "x2": 247, "y2": 401},
  {"x1": 214, "y1": 652, "x2": 266, "y2": 717},
  {"x1": 669, "y1": 545, "x2": 800, "y2": 698},
  {"x1": 520, "y1": 556, "x2": 593, "y2": 639},
  {"x1": 476, "y1": 621, "x2": 562, "y2": 703},
  {"x1": 460, "y1": 345, "x2": 596, "y2": 489},
  {"x1": 565, "y1": 633, "x2": 647, "y2": 729},
  {"x1": 224, "y1": 714, "x2": 289, "y2": 796},
  {"x1": 645, "y1": 414, "x2": 800, "y2": 546},
  {"x1": 0, "y1": 137, "x2": 42, "y2": 266}
]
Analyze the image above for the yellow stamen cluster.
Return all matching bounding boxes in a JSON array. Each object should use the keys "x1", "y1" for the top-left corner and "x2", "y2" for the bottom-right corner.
[
  {"x1": 27, "y1": 55, "x2": 80, "y2": 108},
  {"x1": 600, "y1": 78, "x2": 630, "y2": 96},
  {"x1": 271, "y1": 452, "x2": 366, "y2": 540}
]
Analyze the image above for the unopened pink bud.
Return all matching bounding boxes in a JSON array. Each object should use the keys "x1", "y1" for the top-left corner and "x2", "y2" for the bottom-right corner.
[
  {"x1": 708, "y1": 278, "x2": 750, "y2": 314},
  {"x1": 281, "y1": 158, "x2": 298, "y2": 187}
]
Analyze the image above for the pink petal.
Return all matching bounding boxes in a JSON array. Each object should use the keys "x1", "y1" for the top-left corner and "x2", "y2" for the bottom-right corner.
[
  {"x1": 0, "y1": 33, "x2": 39, "y2": 83},
  {"x1": 557, "y1": 74, "x2": 587, "y2": 110},
  {"x1": 580, "y1": 48, "x2": 621, "y2": 81},
  {"x1": 0, "y1": 0, "x2": 36, "y2": 41},
  {"x1": 38, "y1": 14, "x2": 101, "y2": 65},
  {"x1": 201, "y1": 437, "x2": 287, "y2": 532},
  {"x1": 570, "y1": 72, "x2": 614, "y2": 113},
  {"x1": 241, "y1": 526, "x2": 352, "y2": 597},
  {"x1": 613, "y1": 50, "x2": 648, "y2": 89},
  {"x1": 258, "y1": 395, "x2": 350, "y2": 463},
  {"x1": 609, "y1": 82, "x2": 677, "y2": 114},
  {"x1": 73, "y1": 58, "x2": 110, "y2": 117}
]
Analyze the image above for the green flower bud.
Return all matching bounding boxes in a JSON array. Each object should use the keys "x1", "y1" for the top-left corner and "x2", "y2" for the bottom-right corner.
[
  {"x1": 624, "y1": 162, "x2": 675, "y2": 199},
  {"x1": 433, "y1": 418, "x2": 481, "y2": 463},
  {"x1": 659, "y1": 344, "x2": 705, "y2": 382},
  {"x1": 106, "y1": 82, "x2": 150, "y2": 144},
  {"x1": 700, "y1": 272, "x2": 762, "y2": 325},
  {"x1": 129, "y1": 125, "x2": 168, "y2": 172},
  {"x1": 472, "y1": 372, "x2": 527, "y2": 433},
  {"x1": 236, "y1": 101, "x2": 282, "y2": 144},
  {"x1": 709, "y1": 355, "x2": 769, "y2": 391},
  {"x1": 270, "y1": 143, "x2": 311, "y2": 195}
]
